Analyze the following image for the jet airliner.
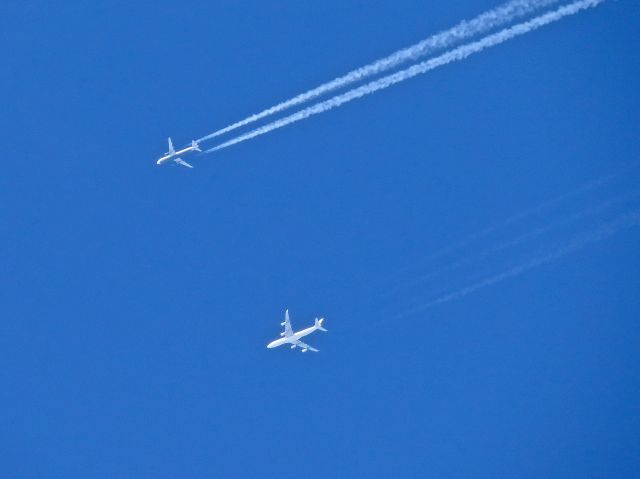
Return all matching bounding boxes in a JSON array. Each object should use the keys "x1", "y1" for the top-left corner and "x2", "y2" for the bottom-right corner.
[
  {"x1": 267, "y1": 309, "x2": 327, "y2": 353},
  {"x1": 156, "y1": 137, "x2": 201, "y2": 168}
]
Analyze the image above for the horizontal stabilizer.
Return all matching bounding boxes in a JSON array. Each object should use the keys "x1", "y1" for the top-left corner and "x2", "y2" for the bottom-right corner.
[{"x1": 315, "y1": 318, "x2": 327, "y2": 332}]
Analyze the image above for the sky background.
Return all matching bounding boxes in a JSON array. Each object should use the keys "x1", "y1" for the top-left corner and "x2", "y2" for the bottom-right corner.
[{"x1": 1, "y1": 1, "x2": 639, "y2": 477}]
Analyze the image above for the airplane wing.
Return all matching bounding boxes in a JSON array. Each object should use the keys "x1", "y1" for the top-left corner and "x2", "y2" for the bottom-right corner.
[
  {"x1": 174, "y1": 158, "x2": 193, "y2": 169},
  {"x1": 281, "y1": 309, "x2": 294, "y2": 337},
  {"x1": 168, "y1": 137, "x2": 175, "y2": 154},
  {"x1": 294, "y1": 340, "x2": 318, "y2": 353}
]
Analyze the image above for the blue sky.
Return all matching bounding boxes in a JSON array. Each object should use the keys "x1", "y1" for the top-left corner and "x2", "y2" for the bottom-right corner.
[{"x1": 1, "y1": 1, "x2": 639, "y2": 477}]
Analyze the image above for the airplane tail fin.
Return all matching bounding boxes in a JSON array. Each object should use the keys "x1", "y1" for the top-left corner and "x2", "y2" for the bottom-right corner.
[
  {"x1": 315, "y1": 318, "x2": 327, "y2": 332},
  {"x1": 192, "y1": 140, "x2": 202, "y2": 152}
]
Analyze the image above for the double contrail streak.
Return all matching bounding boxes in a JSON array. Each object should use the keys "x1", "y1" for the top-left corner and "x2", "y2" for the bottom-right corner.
[
  {"x1": 205, "y1": 0, "x2": 604, "y2": 154},
  {"x1": 398, "y1": 209, "x2": 640, "y2": 318},
  {"x1": 415, "y1": 190, "x2": 640, "y2": 284},
  {"x1": 406, "y1": 170, "x2": 621, "y2": 272},
  {"x1": 197, "y1": 0, "x2": 560, "y2": 142}
]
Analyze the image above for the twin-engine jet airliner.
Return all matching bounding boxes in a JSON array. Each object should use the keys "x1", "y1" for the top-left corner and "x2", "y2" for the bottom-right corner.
[
  {"x1": 156, "y1": 137, "x2": 201, "y2": 168},
  {"x1": 267, "y1": 309, "x2": 327, "y2": 353}
]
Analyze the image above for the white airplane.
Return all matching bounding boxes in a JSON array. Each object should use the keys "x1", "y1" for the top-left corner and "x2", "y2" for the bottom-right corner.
[
  {"x1": 267, "y1": 309, "x2": 327, "y2": 353},
  {"x1": 156, "y1": 137, "x2": 201, "y2": 168}
]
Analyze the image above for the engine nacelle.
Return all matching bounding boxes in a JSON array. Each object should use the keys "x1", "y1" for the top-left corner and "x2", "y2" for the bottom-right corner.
[
  {"x1": 280, "y1": 332, "x2": 285, "y2": 337},
  {"x1": 280, "y1": 322, "x2": 286, "y2": 326},
  {"x1": 290, "y1": 344, "x2": 296, "y2": 349},
  {"x1": 302, "y1": 349, "x2": 308, "y2": 353}
]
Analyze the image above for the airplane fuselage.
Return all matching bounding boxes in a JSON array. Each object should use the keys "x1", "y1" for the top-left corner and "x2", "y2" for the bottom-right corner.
[
  {"x1": 267, "y1": 325, "x2": 317, "y2": 349},
  {"x1": 156, "y1": 145, "x2": 199, "y2": 165}
]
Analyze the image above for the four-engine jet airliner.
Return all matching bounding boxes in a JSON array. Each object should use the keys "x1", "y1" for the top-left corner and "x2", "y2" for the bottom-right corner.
[
  {"x1": 156, "y1": 137, "x2": 201, "y2": 168},
  {"x1": 267, "y1": 309, "x2": 327, "y2": 353}
]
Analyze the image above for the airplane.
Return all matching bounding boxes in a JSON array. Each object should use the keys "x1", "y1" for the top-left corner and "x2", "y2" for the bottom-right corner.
[
  {"x1": 156, "y1": 137, "x2": 201, "y2": 168},
  {"x1": 267, "y1": 309, "x2": 327, "y2": 353}
]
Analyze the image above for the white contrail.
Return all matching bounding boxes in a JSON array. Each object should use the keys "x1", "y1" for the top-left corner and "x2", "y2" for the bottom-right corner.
[
  {"x1": 389, "y1": 168, "x2": 628, "y2": 286},
  {"x1": 381, "y1": 168, "x2": 634, "y2": 299},
  {"x1": 398, "y1": 209, "x2": 640, "y2": 318},
  {"x1": 205, "y1": 0, "x2": 604, "y2": 153},
  {"x1": 198, "y1": 0, "x2": 560, "y2": 142},
  {"x1": 415, "y1": 190, "x2": 640, "y2": 284},
  {"x1": 407, "y1": 170, "x2": 621, "y2": 271},
  {"x1": 382, "y1": 175, "x2": 614, "y2": 301}
]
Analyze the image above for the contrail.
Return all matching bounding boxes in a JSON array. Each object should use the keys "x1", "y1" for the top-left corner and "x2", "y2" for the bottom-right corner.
[
  {"x1": 205, "y1": 0, "x2": 604, "y2": 154},
  {"x1": 380, "y1": 167, "x2": 635, "y2": 299},
  {"x1": 197, "y1": 0, "x2": 560, "y2": 142},
  {"x1": 406, "y1": 169, "x2": 622, "y2": 272},
  {"x1": 398, "y1": 208, "x2": 640, "y2": 318},
  {"x1": 390, "y1": 168, "x2": 628, "y2": 285},
  {"x1": 415, "y1": 190, "x2": 640, "y2": 284}
]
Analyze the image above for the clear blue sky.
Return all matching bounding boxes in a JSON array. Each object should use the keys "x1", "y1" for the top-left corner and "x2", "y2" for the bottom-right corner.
[{"x1": 1, "y1": 1, "x2": 639, "y2": 477}]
